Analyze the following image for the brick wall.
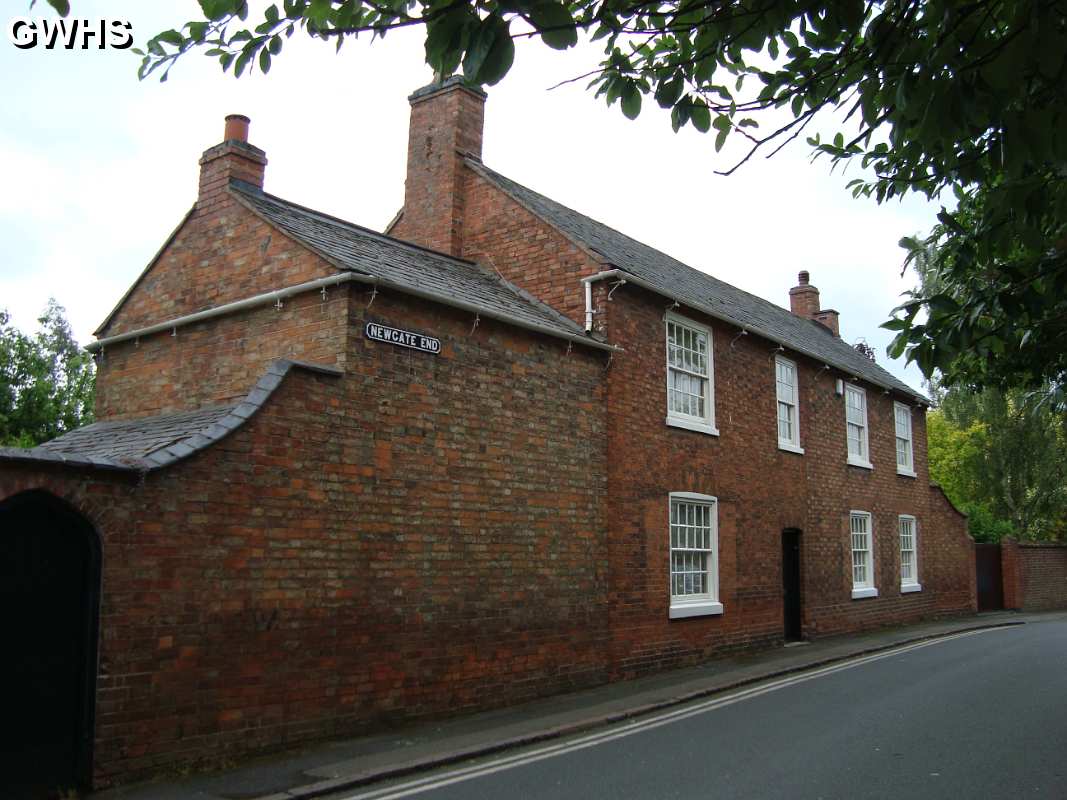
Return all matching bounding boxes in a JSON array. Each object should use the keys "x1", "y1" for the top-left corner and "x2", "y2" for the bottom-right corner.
[
  {"x1": 1002, "y1": 539, "x2": 1067, "y2": 610},
  {"x1": 1, "y1": 287, "x2": 609, "y2": 788},
  {"x1": 427, "y1": 165, "x2": 976, "y2": 668},
  {"x1": 460, "y1": 170, "x2": 602, "y2": 328},
  {"x1": 598, "y1": 284, "x2": 975, "y2": 675},
  {"x1": 100, "y1": 188, "x2": 335, "y2": 339},
  {"x1": 95, "y1": 288, "x2": 348, "y2": 420},
  {"x1": 94, "y1": 187, "x2": 350, "y2": 420}
]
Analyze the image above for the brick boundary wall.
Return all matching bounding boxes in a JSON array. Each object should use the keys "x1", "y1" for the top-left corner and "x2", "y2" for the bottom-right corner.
[{"x1": 1001, "y1": 538, "x2": 1067, "y2": 611}]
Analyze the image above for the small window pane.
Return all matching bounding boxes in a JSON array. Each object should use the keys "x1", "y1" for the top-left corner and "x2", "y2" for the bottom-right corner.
[
  {"x1": 670, "y1": 498, "x2": 717, "y2": 602},
  {"x1": 775, "y1": 357, "x2": 800, "y2": 448},
  {"x1": 667, "y1": 318, "x2": 714, "y2": 427},
  {"x1": 850, "y1": 513, "x2": 873, "y2": 590}
]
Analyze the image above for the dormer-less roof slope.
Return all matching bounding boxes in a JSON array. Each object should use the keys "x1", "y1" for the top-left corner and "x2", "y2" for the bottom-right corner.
[
  {"x1": 467, "y1": 160, "x2": 924, "y2": 401},
  {"x1": 229, "y1": 181, "x2": 611, "y2": 351}
]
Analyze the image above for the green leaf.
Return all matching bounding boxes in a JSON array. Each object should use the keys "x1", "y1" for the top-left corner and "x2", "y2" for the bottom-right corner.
[
  {"x1": 234, "y1": 47, "x2": 254, "y2": 78},
  {"x1": 463, "y1": 15, "x2": 513, "y2": 86},
  {"x1": 425, "y1": 8, "x2": 473, "y2": 77},
  {"x1": 477, "y1": 23, "x2": 514, "y2": 86},
  {"x1": 655, "y1": 76, "x2": 684, "y2": 109},
  {"x1": 156, "y1": 30, "x2": 185, "y2": 47},
  {"x1": 530, "y1": 2, "x2": 578, "y2": 50},
  {"x1": 621, "y1": 84, "x2": 642, "y2": 120},
  {"x1": 690, "y1": 103, "x2": 711, "y2": 133},
  {"x1": 671, "y1": 103, "x2": 690, "y2": 132},
  {"x1": 259, "y1": 47, "x2": 271, "y2": 73},
  {"x1": 714, "y1": 127, "x2": 729, "y2": 152},
  {"x1": 199, "y1": 0, "x2": 235, "y2": 21}
]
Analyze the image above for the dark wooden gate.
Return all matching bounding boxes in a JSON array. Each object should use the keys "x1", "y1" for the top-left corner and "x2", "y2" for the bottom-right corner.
[
  {"x1": 0, "y1": 490, "x2": 100, "y2": 797},
  {"x1": 975, "y1": 543, "x2": 1004, "y2": 611}
]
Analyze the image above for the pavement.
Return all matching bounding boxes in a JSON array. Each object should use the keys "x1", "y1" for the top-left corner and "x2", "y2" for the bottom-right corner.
[{"x1": 90, "y1": 610, "x2": 1065, "y2": 800}]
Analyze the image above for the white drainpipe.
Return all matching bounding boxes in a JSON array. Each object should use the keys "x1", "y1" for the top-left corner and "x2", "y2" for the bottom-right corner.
[{"x1": 580, "y1": 269, "x2": 626, "y2": 332}]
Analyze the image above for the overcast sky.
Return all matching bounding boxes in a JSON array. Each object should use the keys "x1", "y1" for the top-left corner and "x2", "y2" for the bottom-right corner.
[{"x1": 1, "y1": 1, "x2": 942, "y2": 391}]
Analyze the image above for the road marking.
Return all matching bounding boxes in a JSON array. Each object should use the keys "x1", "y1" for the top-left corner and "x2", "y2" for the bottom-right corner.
[{"x1": 337, "y1": 628, "x2": 1009, "y2": 800}]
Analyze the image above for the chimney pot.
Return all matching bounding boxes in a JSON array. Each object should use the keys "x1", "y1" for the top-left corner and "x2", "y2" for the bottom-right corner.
[
  {"x1": 197, "y1": 114, "x2": 267, "y2": 208},
  {"x1": 798, "y1": 270, "x2": 810, "y2": 286},
  {"x1": 224, "y1": 114, "x2": 251, "y2": 143}
]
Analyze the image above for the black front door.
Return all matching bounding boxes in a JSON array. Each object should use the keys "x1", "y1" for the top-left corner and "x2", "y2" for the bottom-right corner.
[
  {"x1": 782, "y1": 529, "x2": 802, "y2": 641},
  {"x1": 0, "y1": 491, "x2": 100, "y2": 798}
]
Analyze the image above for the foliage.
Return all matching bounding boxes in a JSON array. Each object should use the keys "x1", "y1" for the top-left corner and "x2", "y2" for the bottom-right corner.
[
  {"x1": 926, "y1": 387, "x2": 1067, "y2": 542},
  {"x1": 0, "y1": 301, "x2": 95, "y2": 447},
  {"x1": 30, "y1": 0, "x2": 71, "y2": 16},
  {"x1": 77, "y1": 0, "x2": 1066, "y2": 396},
  {"x1": 957, "y1": 503, "x2": 1015, "y2": 544}
]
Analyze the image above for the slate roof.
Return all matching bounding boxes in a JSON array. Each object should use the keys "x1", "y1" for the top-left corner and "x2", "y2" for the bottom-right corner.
[
  {"x1": 229, "y1": 181, "x2": 612, "y2": 351},
  {"x1": 0, "y1": 360, "x2": 341, "y2": 473},
  {"x1": 466, "y1": 160, "x2": 924, "y2": 401}
]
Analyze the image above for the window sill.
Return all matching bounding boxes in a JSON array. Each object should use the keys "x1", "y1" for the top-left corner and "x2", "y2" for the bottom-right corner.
[
  {"x1": 851, "y1": 587, "x2": 879, "y2": 600},
  {"x1": 896, "y1": 468, "x2": 917, "y2": 478},
  {"x1": 778, "y1": 442, "x2": 805, "y2": 455},
  {"x1": 669, "y1": 600, "x2": 724, "y2": 619},
  {"x1": 666, "y1": 416, "x2": 719, "y2": 436},
  {"x1": 847, "y1": 457, "x2": 873, "y2": 470},
  {"x1": 901, "y1": 583, "x2": 923, "y2": 594}
]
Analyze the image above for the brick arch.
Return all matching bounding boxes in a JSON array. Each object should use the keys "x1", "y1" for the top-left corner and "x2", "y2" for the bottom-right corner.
[{"x1": 0, "y1": 474, "x2": 123, "y2": 540}]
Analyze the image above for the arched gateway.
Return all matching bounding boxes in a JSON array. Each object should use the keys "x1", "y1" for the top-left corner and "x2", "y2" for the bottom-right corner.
[{"x1": 0, "y1": 490, "x2": 100, "y2": 797}]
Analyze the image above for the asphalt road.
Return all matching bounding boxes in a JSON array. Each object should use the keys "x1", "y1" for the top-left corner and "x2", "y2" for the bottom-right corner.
[{"x1": 335, "y1": 621, "x2": 1067, "y2": 800}]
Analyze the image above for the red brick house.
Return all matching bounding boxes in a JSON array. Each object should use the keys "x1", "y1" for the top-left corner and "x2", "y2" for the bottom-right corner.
[{"x1": 0, "y1": 78, "x2": 975, "y2": 793}]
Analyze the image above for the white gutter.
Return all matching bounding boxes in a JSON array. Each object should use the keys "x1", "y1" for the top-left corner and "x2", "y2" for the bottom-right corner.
[
  {"x1": 90, "y1": 272, "x2": 619, "y2": 354},
  {"x1": 88, "y1": 273, "x2": 361, "y2": 352},
  {"x1": 580, "y1": 268, "x2": 924, "y2": 402}
]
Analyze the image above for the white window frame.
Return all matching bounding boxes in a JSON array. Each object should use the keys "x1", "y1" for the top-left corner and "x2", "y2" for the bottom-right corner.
[
  {"x1": 850, "y1": 511, "x2": 878, "y2": 599},
  {"x1": 775, "y1": 355, "x2": 803, "y2": 454},
  {"x1": 668, "y1": 492, "x2": 723, "y2": 618},
  {"x1": 899, "y1": 515, "x2": 922, "y2": 593},
  {"x1": 845, "y1": 384, "x2": 872, "y2": 469},
  {"x1": 665, "y1": 313, "x2": 718, "y2": 436},
  {"x1": 894, "y1": 402, "x2": 917, "y2": 477}
]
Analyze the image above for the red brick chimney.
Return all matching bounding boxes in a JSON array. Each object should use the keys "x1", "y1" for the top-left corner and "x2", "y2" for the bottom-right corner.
[
  {"x1": 197, "y1": 114, "x2": 267, "y2": 210},
  {"x1": 813, "y1": 308, "x2": 840, "y2": 336},
  {"x1": 395, "y1": 76, "x2": 486, "y2": 256},
  {"x1": 789, "y1": 271, "x2": 840, "y2": 336},
  {"x1": 789, "y1": 271, "x2": 820, "y2": 318}
]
